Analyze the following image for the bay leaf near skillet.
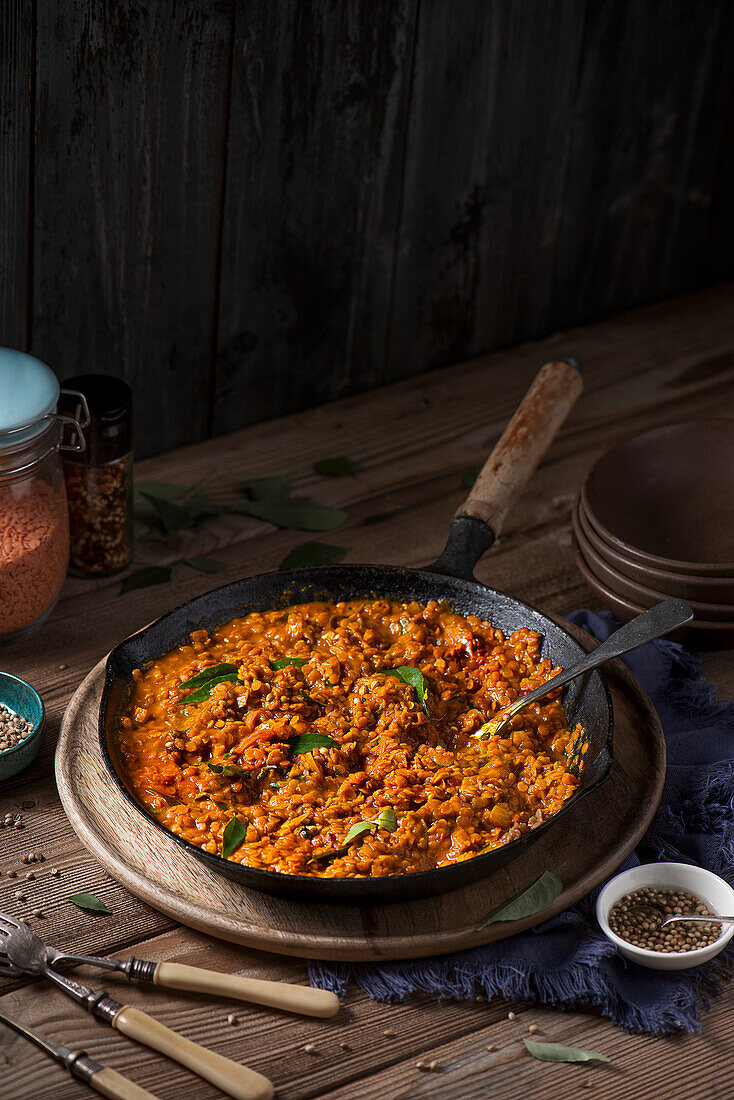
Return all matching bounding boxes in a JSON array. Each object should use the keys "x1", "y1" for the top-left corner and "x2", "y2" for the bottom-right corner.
[
  {"x1": 68, "y1": 893, "x2": 112, "y2": 915},
  {"x1": 477, "y1": 871, "x2": 563, "y2": 930},
  {"x1": 118, "y1": 565, "x2": 173, "y2": 595},
  {"x1": 230, "y1": 498, "x2": 348, "y2": 532},
  {"x1": 523, "y1": 1040, "x2": 610, "y2": 1064},
  {"x1": 280, "y1": 541, "x2": 347, "y2": 568},
  {"x1": 383, "y1": 666, "x2": 429, "y2": 715},
  {"x1": 183, "y1": 555, "x2": 226, "y2": 573},
  {"x1": 240, "y1": 473, "x2": 293, "y2": 501},
  {"x1": 222, "y1": 816, "x2": 247, "y2": 859}
]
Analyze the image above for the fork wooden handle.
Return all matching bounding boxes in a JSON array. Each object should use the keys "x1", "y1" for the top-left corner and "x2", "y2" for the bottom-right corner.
[
  {"x1": 112, "y1": 1006, "x2": 273, "y2": 1100},
  {"x1": 90, "y1": 1066, "x2": 162, "y2": 1100},
  {"x1": 154, "y1": 961, "x2": 340, "y2": 1018}
]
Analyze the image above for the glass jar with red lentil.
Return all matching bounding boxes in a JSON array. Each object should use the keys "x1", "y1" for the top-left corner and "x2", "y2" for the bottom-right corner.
[{"x1": 0, "y1": 348, "x2": 88, "y2": 642}]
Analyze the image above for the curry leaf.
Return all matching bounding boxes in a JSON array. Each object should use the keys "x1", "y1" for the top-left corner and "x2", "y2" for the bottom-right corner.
[
  {"x1": 207, "y1": 763, "x2": 249, "y2": 777},
  {"x1": 270, "y1": 657, "x2": 309, "y2": 670},
  {"x1": 478, "y1": 871, "x2": 563, "y2": 930},
  {"x1": 313, "y1": 456, "x2": 358, "y2": 476},
  {"x1": 242, "y1": 473, "x2": 293, "y2": 501},
  {"x1": 140, "y1": 493, "x2": 193, "y2": 534},
  {"x1": 178, "y1": 663, "x2": 239, "y2": 690},
  {"x1": 523, "y1": 1040, "x2": 609, "y2": 1064},
  {"x1": 222, "y1": 816, "x2": 247, "y2": 859},
  {"x1": 376, "y1": 807, "x2": 398, "y2": 832},
  {"x1": 310, "y1": 807, "x2": 399, "y2": 863},
  {"x1": 68, "y1": 893, "x2": 111, "y2": 915},
  {"x1": 134, "y1": 480, "x2": 190, "y2": 501},
  {"x1": 231, "y1": 498, "x2": 348, "y2": 532},
  {"x1": 119, "y1": 566, "x2": 173, "y2": 595},
  {"x1": 290, "y1": 732, "x2": 338, "y2": 755},
  {"x1": 183, "y1": 555, "x2": 226, "y2": 573},
  {"x1": 342, "y1": 820, "x2": 378, "y2": 846},
  {"x1": 177, "y1": 672, "x2": 239, "y2": 705},
  {"x1": 280, "y1": 541, "x2": 347, "y2": 569},
  {"x1": 383, "y1": 666, "x2": 429, "y2": 715}
]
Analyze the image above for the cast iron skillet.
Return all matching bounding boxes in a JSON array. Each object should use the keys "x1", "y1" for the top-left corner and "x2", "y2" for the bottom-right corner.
[{"x1": 100, "y1": 359, "x2": 613, "y2": 903}]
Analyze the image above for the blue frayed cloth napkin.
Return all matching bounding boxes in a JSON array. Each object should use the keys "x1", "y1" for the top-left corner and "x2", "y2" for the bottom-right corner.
[{"x1": 309, "y1": 610, "x2": 734, "y2": 1035}]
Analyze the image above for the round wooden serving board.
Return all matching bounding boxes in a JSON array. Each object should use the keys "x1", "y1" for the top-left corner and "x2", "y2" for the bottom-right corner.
[{"x1": 56, "y1": 623, "x2": 665, "y2": 962}]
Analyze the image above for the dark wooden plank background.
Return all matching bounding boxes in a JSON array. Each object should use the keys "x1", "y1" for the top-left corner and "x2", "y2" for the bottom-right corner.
[{"x1": 2, "y1": 0, "x2": 733, "y2": 457}]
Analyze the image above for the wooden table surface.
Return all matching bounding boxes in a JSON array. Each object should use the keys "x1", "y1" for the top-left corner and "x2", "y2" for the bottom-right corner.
[{"x1": 2, "y1": 283, "x2": 734, "y2": 1100}]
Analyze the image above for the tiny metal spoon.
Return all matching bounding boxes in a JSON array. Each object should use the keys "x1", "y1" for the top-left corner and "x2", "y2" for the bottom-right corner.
[
  {"x1": 627, "y1": 902, "x2": 734, "y2": 931},
  {"x1": 474, "y1": 598, "x2": 693, "y2": 739}
]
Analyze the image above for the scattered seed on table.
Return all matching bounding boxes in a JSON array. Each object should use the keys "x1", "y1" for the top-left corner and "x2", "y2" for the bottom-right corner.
[
  {"x1": 20, "y1": 855, "x2": 29, "y2": 864},
  {"x1": 528, "y1": 1024, "x2": 539, "y2": 1034},
  {"x1": 382, "y1": 1029, "x2": 395, "y2": 1037},
  {"x1": 32, "y1": 909, "x2": 43, "y2": 918},
  {"x1": 507, "y1": 1011, "x2": 516, "y2": 1021},
  {"x1": 25, "y1": 871, "x2": 35, "y2": 880},
  {"x1": 428, "y1": 1061, "x2": 438, "y2": 1072},
  {"x1": 59, "y1": 664, "x2": 68, "y2": 670},
  {"x1": 6, "y1": 870, "x2": 17, "y2": 879},
  {"x1": 14, "y1": 892, "x2": 26, "y2": 901},
  {"x1": 339, "y1": 1041, "x2": 350, "y2": 1050},
  {"x1": 475, "y1": 994, "x2": 486, "y2": 1002},
  {"x1": 304, "y1": 1044, "x2": 316, "y2": 1054},
  {"x1": 226, "y1": 1014, "x2": 237, "y2": 1025},
  {"x1": 14, "y1": 820, "x2": 23, "y2": 829},
  {"x1": 50, "y1": 868, "x2": 60, "y2": 877},
  {"x1": 582, "y1": 1081, "x2": 594, "y2": 1089},
  {"x1": 415, "y1": 1062, "x2": 425, "y2": 1070},
  {"x1": 486, "y1": 1044, "x2": 496, "y2": 1052}
]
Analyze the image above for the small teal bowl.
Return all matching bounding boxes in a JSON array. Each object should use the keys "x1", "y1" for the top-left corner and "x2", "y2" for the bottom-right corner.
[{"x1": 0, "y1": 672, "x2": 46, "y2": 780}]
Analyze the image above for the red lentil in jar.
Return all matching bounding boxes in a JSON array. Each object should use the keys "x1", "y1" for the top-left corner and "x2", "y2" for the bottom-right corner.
[
  {"x1": 118, "y1": 599, "x2": 583, "y2": 878},
  {"x1": 0, "y1": 349, "x2": 86, "y2": 642}
]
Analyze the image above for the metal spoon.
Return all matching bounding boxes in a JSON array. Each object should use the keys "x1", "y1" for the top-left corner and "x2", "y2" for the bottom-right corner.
[
  {"x1": 627, "y1": 901, "x2": 734, "y2": 931},
  {"x1": 474, "y1": 598, "x2": 693, "y2": 739}
]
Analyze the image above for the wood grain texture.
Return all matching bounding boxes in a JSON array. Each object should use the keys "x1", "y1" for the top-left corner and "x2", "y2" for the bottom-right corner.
[
  {"x1": 0, "y1": 0, "x2": 32, "y2": 348},
  {"x1": 4, "y1": 1, "x2": 734, "y2": 456},
  {"x1": 30, "y1": 0, "x2": 233, "y2": 456},
  {"x1": 213, "y1": 0, "x2": 418, "y2": 434},
  {"x1": 55, "y1": 630, "x2": 665, "y2": 961},
  {"x1": 1, "y1": 287, "x2": 734, "y2": 1099}
]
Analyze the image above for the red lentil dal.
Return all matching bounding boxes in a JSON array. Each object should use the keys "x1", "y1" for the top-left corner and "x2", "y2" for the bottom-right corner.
[{"x1": 118, "y1": 599, "x2": 583, "y2": 878}]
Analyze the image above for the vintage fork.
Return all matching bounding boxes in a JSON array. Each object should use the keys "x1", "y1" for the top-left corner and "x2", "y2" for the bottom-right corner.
[
  {"x1": 0, "y1": 916, "x2": 273, "y2": 1100},
  {"x1": 0, "y1": 909, "x2": 338, "y2": 1018}
]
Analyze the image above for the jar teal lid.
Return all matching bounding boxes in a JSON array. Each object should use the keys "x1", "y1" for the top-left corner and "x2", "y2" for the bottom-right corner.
[{"x1": 0, "y1": 348, "x2": 60, "y2": 445}]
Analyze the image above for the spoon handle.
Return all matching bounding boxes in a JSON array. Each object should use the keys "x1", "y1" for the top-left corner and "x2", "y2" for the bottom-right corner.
[
  {"x1": 661, "y1": 914, "x2": 734, "y2": 928},
  {"x1": 478, "y1": 599, "x2": 693, "y2": 736}
]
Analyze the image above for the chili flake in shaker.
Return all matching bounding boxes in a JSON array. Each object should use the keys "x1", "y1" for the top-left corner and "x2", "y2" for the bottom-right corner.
[{"x1": 61, "y1": 376, "x2": 133, "y2": 576}]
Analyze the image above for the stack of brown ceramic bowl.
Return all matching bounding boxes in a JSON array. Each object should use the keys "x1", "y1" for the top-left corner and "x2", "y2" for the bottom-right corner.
[{"x1": 573, "y1": 420, "x2": 734, "y2": 648}]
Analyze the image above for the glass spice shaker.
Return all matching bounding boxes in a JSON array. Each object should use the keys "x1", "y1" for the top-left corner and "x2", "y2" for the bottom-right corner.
[
  {"x1": 0, "y1": 348, "x2": 88, "y2": 642},
  {"x1": 60, "y1": 375, "x2": 133, "y2": 577}
]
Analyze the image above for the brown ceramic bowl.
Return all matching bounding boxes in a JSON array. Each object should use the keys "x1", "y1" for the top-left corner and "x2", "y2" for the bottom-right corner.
[
  {"x1": 574, "y1": 500, "x2": 734, "y2": 603},
  {"x1": 573, "y1": 545, "x2": 734, "y2": 649},
  {"x1": 573, "y1": 529, "x2": 734, "y2": 622},
  {"x1": 581, "y1": 421, "x2": 734, "y2": 576}
]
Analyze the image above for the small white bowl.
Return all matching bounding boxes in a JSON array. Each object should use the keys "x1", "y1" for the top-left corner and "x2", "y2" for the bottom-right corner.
[{"x1": 596, "y1": 862, "x2": 734, "y2": 970}]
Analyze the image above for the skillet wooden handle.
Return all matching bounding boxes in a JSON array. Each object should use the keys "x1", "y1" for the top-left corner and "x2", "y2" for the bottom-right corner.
[
  {"x1": 112, "y1": 1006, "x2": 273, "y2": 1100},
  {"x1": 456, "y1": 359, "x2": 583, "y2": 537},
  {"x1": 154, "y1": 961, "x2": 340, "y2": 1018},
  {"x1": 90, "y1": 1066, "x2": 162, "y2": 1100}
]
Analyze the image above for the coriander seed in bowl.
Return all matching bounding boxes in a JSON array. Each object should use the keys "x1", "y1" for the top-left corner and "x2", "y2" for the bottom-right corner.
[
  {"x1": 608, "y1": 887, "x2": 721, "y2": 953},
  {"x1": 0, "y1": 703, "x2": 34, "y2": 752},
  {"x1": 0, "y1": 672, "x2": 46, "y2": 781},
  {"x1": 596, "y1": 862, "x2": 734, "y2": 971}
]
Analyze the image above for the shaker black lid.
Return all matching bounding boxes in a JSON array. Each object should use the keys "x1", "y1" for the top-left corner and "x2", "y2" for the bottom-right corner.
[{"x1": 62, "y1": 374, "x2": 132, "y2": 461}]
